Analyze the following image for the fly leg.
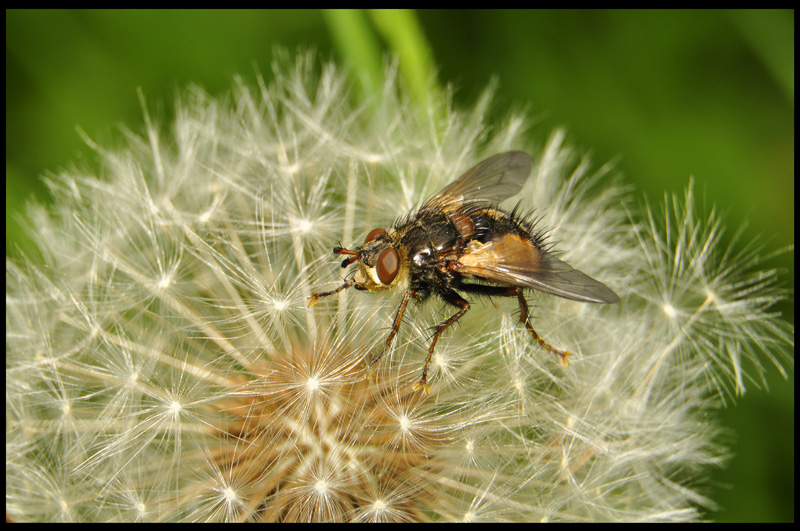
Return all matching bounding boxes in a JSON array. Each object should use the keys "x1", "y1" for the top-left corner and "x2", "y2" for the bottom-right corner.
[
  {"x1": 367, "y1": 289, "x2": 416, "y2": 373},
  {"x1": 514, "y1": 289, "x2": 570, "y2": 364},
  {"x1": 308, "y1": 279, "x2": 354, "y2": 306},
  {"x1": 457, "y1": 284, "x2": 570, "y2": 365},
  {"x1": 412, "y1": 290, "x2": 470, "y2": 393}
]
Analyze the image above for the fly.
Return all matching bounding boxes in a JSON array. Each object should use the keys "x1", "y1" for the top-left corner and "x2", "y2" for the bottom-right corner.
[{"x1": 309, "y1": 152, "x2": 619, "y2": 392}]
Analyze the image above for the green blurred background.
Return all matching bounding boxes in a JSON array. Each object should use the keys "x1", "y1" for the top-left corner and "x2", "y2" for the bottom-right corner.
[{"x1": 6, "y1": 9, "x2": 793, "y2": 522}]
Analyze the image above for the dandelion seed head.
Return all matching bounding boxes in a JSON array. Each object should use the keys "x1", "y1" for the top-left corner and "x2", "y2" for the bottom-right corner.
[{"x1": 6, "y1": 53, "x2": 791, "y2": 522}]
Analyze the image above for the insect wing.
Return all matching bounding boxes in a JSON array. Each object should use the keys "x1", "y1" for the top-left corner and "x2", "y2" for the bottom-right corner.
[
  {"x1": 423, "y1": 151, "x2": 533, "y2": 210},
  {"x1": 455, "y1": 234, "x2": 620, "y2": 304}
]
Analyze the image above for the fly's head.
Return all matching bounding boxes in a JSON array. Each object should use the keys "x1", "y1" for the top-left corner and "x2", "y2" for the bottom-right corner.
[{"x1": 336, "y1": 228, "x2": 407, "y2": 293}]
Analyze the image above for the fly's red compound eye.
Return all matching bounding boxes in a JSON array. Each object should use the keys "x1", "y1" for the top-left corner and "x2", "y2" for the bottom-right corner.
[
  {"x1": 376, "y1": 248, "x2": 399, "y2": 284},
  {"x1": 365, "y1": 228, "x2": 386, "y2": 243}
]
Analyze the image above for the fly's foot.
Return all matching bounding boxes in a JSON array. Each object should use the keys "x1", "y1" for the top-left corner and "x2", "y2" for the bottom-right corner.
[
  {"x1": 521, "y1": 318, "x2": 571, "y2": 366},
  {"x1": 553, "y1": 347, "x2": 570, "y2": 367},
  {"x1": 534, "y1": 337, "x2": 570, "y2": 366},
  {"x1": 411, "y1": 374, "x2": 431, "y2": 394}
]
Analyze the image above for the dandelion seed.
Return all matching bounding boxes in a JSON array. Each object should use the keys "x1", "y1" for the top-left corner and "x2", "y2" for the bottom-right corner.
[{"x1": 293, "y1": 217, "x2": 314, "y2": 234}]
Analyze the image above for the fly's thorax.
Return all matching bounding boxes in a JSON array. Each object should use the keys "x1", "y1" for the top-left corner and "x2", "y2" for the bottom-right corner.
[{"x1": 397, "y1": 213, "x2": 463, "y2": 263}]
